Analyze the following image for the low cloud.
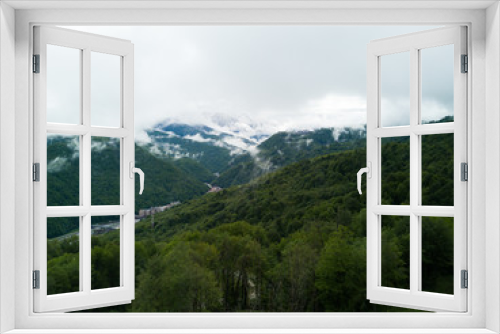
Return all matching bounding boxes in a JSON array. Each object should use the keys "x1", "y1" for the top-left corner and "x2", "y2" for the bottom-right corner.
[
  {"x1": 61, "y1": 25, "x2": 445, "y2": 138},
  {"x1": 47, "y1": 157, "x2": 69, "y2": 173}
]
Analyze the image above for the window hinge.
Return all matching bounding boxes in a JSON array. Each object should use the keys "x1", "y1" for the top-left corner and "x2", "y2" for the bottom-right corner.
[
  {"x1": 33, "y1": 54, "x2": 40, "y2": 73},
  {"x1": 461, "y1": 162, "x2": 468, "y2": 181},
  {"x1": 33, "y1": 163, "x2": 40, "y2": 182},
  {"x1": 461, "y1": 270, "x2": 468, "y2": 289},
  {"x1": 33, "y1": 270, "x2": 40, "y2": 289},
  {"x1": 461, "y1": 54, "x2": 468, "y2": 73}
]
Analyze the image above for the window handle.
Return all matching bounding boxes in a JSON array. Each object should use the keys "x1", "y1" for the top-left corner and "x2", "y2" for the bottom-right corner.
[
  {"x1": 129, "y1": 162, "x2": 145, "y2": 195},
  {"x1": 357, "y1": 162, "x2": 371, "y2": 195}
]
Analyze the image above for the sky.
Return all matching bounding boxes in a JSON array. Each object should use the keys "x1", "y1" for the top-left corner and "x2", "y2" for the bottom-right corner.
[{"x1": 52, "y1": 25, "x2": 453, "y2": 140}]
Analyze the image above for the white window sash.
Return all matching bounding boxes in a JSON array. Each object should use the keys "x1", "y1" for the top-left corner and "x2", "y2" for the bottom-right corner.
[
  {"x1": 366, "y1": 26, "x2": 468, "y2": 312},
  {"x1": 33, "y1": 26, "x2": 135, "y2": 313}
]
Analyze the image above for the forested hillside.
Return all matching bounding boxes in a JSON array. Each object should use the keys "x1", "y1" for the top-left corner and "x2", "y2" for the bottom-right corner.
[
  {"x1": 172, "y1": 158, "x2": 215, "y2": 183},
  {"x1": 214, "y1": 127, "x2": 366, "y2": 187},
  {"x1": 46, "y1": 138, "x2": 209, "y2": 238},
  {"x1": 46, "y1": 130, "x2": 454, "y2": 312}
]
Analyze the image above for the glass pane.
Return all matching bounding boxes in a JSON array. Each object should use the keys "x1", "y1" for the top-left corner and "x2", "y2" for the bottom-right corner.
[
  {"x1": 422, "y1": 133, "x2": 454, "y2": 206},
  {"x1": 381, "y1": 137, "x2": 410, "y2": 205},
  {"x1": 91, "y1": 52, "x2": 121, "y2": 128},
  {"x1": 421, "y1": 45, "x2": 454, "y2": 124},
  {"x1": 47, "y1": 217, "x2": 80, "y2": 295},
  {"x1": 47, "y1": 134, "x2": 80, "y2": 206},
  {"x1": 91, "y1": 215, "x2": 121, "y2": 290},
  {"x1": 381, "y1": 215, "x2": 410, "y2": 290},
  {"x1": 47, "y1": 45, "x2": 81, "y2": 124},
  {"x1": 91, "y1": 137, "x2": 121, "y2": 205},
  {"x1": 422, "y1": 217, "x2": 454, "y2": 294},
  {"x1": 381, "y1": 52, "x2": 410, "y2": 127}
]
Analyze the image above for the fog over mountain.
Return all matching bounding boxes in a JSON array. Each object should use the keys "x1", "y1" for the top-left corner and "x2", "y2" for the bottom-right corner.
[
  {"x1": 138, "y1": 113, "x2": 366, "y2": 162},
  {"x1": 46, "y1": 120, "x2": 367, "y2": 234}
]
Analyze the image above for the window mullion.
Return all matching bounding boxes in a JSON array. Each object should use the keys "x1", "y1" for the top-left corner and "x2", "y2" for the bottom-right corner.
[
  {"x1": 82, "y1": 47, "x2": 92, "y2": 294},
  {"x1": 82, "y1": 48, "x2": 90, "y2": 127},
  {"x1": 409, "y1": 47, "x2": 420, "y2": 294},
  {"x1": 82, "y1": 48, "x2": 90, "y2": 211},
  {"x1": 82, "y1": 214, "x2": 91, "y2": 293}
]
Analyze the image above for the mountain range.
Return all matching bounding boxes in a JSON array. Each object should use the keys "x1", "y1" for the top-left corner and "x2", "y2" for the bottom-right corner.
[
  {"x1": 140, "y1": 121, "x2": 366, "y2": 187},
  {"x1": 46, "y1": 120, "x2": 366, "y2": 238}
]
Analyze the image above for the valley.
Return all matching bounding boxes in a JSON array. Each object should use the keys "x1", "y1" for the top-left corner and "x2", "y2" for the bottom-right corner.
[{"x1": 46, "y1": 117, "x2": 453, "y2": 313}]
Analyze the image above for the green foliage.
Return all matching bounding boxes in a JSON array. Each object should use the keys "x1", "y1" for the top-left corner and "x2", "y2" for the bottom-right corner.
[
  {"x1": 422, "y1": 134, "x2": 454, "y2": 206},
  {"x1": 47, "y1": 123, "x2": 453, "y2": 312},
  {"x1": 258, "y1": 128, "x2": 365, "y2": 167},
  {"x1": 46, "y1": 138, "x2": 209, "y2": 238},
  {"x1": 134, "y1": 145, "x2": 208, "y2": 212},
  {"x1": 381, "y1": 216, "x2": 410, "y2": 290},
  {"x1": 422, "y1": 217, "x2": 454, "y2": 294},
  {"x1": 316, "y1": 226, "x2": 368, "y2": 311},
  {"x1": 381, "y1": 137, "x2": 411, "y2": 205},
  {"x1": 47, "y1": 136, "x2": 80, "y2": 207},
  {"x1": 91, "y1": 137, "x2": 121, "y2": 206},
  {"x1": 381, "y1": 134, "x2": 454, "y2": 206},
  {"x1": 152, "y1": 149, "x2": 367, "y2": 239},
  {"x1": 268, "y1": 230, "x2": 322, "y2": 311},
  {"x1": 133, "y1": 243, "x2": 221, "y2": 312},
  {"x1": 47, "y1": 217, "x2": 80, "y2": 239},
  {"x1": 47, "y1": 236, "x2": 79, "y2": 295},
  {"x1": 91, "y1": 231, "x2": 121, "y2": 290},
  {"x1": 213, "y1": 158, "x2": 264, "y2": 188},
  {"x1": 173, "y1": 158, "x2": 215, "y2": 183}
]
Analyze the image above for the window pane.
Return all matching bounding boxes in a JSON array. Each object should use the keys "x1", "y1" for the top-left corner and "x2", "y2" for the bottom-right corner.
[
  {"x1": 91, "y1": 137, "x2": 121, "y2": 205},
  {"x1": 421, "y1": 133, "x2": 454, "y2": 206},
  {"x1": 421, "y1": 217, "x2": 454, "y2": 295},
  {"x1": 381, "y1": 52, "x2": 410, "y2": 127},
  {"x1": 91, "y1": 215, "x2": 121, "y2": 290},
  {"x1": 421, "y1": 45, "x2": 454, "y2": 124},
  {"x1": 381, "y1": 215, "x2": 410, "y2": 290},
  {"x1": 47, "y1": 45, "x2": 81, "y2": 124},
  {"x1": 381, "y1": 137, "x2": 410, "y2": 205},
  {"x1": 47, "y1": 217, "x2": 80, "y2": 295},
  {"x1": 47, "y1": 134, "x2": 80, "y2": 206},
  {"x1": 91, "y1": 52, "x2": 121, "y2": 128}
]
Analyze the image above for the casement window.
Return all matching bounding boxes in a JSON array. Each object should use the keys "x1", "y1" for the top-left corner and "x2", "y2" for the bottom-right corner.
[
  {"x1": 33, "y1": 26, "x2": 143, "y2": 312},
  {"x1": 4, "y1": 2, "x2": 497, "y2": 333},
  {"x1": 360, "y1": 26, "x2": 468, "y2": 312},
  {"x1": 32, "y1": 24, "x2": 466, "y2": 314}
]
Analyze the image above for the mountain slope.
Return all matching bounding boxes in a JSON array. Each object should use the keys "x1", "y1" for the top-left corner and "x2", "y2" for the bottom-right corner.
[
  {"x1": 148, "y1": 148, "x2": 367, "y2": 239},
  {"x1": 46, "y1": 137, "x2": 208, "y2": 238},
  {"x1": 213, "y1": 127, "x2": 366, "y2": 187},
  {"x1": 134, "y1": 145, "x2": 209, "y2": 210},
  {"x1": 142, "y1": 122, "x2": 263, "y2": 173},
  {"x1": 172, "y1": 158, "x2": 215, "y2": 183}
]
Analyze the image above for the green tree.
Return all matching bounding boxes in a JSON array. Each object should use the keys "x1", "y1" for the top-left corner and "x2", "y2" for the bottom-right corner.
[
  {"x1": 316, "y1": 226, "x2": 368, "y2": 312},
  {"x1": 133, "y1": 242, "x2": 221, "y2": 312}
]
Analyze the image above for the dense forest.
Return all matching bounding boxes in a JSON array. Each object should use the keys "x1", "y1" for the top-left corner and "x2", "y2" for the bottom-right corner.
[
  {"x1": 46, "y1": 126, "x2": 454, "y2": 312},
  {"x1": 46, "y1": 137, "x2": 209, "y2": 238}
]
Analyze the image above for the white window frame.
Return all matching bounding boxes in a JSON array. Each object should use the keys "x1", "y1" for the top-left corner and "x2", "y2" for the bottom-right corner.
[
  {"x1": 365, "y1": 26, "x2": 467, "y2": 312},
  {"x1": 1, "y1": 1, "x2": 499, "y2": 333},
  {"x1": 33, "y1": 26, "x2": 136, "y2": 313}
]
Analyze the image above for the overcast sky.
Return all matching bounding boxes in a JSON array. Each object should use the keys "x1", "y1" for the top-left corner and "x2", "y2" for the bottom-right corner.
[{"x1": 56, "y1": 25, "x2": 453, "y2": 140}]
